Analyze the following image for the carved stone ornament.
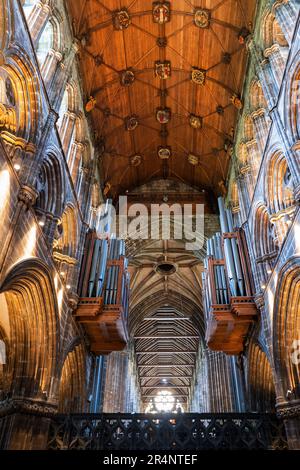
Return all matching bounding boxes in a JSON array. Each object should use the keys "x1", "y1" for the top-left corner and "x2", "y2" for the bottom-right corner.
[
  {"x1": 85, "y1": 96, "x2": 96, "y2": 113},
  {"x1": 276, "y1": 400, "x2": 300, "y2": 419},
  {"x1": 120, "y1": 69, "x2": 135, "y2": 86},
  {"x1": 189, "y1": 114, "x2": 202, "y2": 129},
  {"x1": 188, "y1": 153, "x2": 199, "y2": 166},
  {"x1": 156, "y1": 107, "x2": 171, "y2": 124},
  {"x1": 18, "y1": 186, "x2": 39, "y2": 207},
  {"x1": 230, "y1": 94, "x2": 243, "y2": 110},
  {"x1": 152, "y1": 2, "x2": 171, "y2": 24},
  {"x1": 130, "y1": 155, "x2": 142, "y2": 167},
  {"x1": 113, "y1": 9, "x2": 131, "y2": 30},
  {"x1": 158, "y1": 146, "x2": 171, "y2": 160},
  {"x1": 125, "y1": 115, "x2": 139, "y2": 131},
  {"x1": 155, "y1": 61, "x2": 171, "y2": 80},
  {"x1": 194, "y1": 8, "x2": 210, "y2": 29},
  {"x1": 191, "y1": 67, "x2": 206, "y2": 85}
]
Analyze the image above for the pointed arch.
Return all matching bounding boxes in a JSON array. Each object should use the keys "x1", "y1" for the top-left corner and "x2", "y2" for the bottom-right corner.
[
  {"x1": 0, "y1": 258, "x2": 59, "y2": 399},
  {"x1": 273, "y1": 257, "x2": 300, "y2": 401}
]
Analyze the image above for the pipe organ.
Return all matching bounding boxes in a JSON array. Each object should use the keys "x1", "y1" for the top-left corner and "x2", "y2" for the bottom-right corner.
[
  {"x1": 203, "y1": 198, "x2": 258, "y2": 355},
  {"x1": 74, "y1": 231, "x2": 129, "y2": 355}
]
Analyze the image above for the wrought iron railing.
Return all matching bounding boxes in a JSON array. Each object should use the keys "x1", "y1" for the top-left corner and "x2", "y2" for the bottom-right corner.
[{"x1": 47, "y1": 412, "x2": 288, "y2": 450}]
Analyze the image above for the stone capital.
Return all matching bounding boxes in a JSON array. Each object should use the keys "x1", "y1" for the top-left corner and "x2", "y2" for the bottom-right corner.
[
  {"x1": 276, "y1": 399, "x2": 300, "y2": 420},
  {"x1": 18, "y1": 185, "x2": 39, "y2": 207}
]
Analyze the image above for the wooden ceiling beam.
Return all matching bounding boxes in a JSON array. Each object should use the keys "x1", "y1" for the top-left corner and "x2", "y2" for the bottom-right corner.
[
  {"x1": 135, "y1": 351, "x2": 197, "y2": 355},
  {"x1": 134, "y1": 336, "x2": 199, "y2": 339}
]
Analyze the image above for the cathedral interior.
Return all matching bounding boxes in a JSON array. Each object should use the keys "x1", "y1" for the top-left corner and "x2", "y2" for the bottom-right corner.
[{"x1": 0, "y1": 0, "x2": 300, "y2": 451}]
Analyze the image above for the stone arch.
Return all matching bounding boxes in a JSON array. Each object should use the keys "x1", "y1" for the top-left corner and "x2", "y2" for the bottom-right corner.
[
  {"x1": 273, "y1": 257, "x2": 300, "y2": 402},
  {"x1": 0, "y1": 49, "x2": 41, "y2": 151},
  {"x1": 58, "y1": 342, "x2": 87, "y2": 413},
  {"x1": 262, "y1": 9, "x2": 288, "y2": 48},
  {"x1": 55, "y1": 204, "x2": 78, "y2": 258},
  {"x1": 36, "y1": 8, "x2": 63, "y2": 83},
  {"x1": 0, "y1": 258, "x2": 59, "y2": 400},
  {"x1": 253, "y1": 203, "x2": 278, "y2": 284},
  {"x1": 265, "y1": 147, "x2": 295, "y2": 246},
  {"x1": 265, "y1": 148, "x2": 294, "y2": 215},
  {"x1": 246, "y1": 340, "x2": 276, "y2": 412},
  {"x1": 249, "y1": 78, "x2": 267, "y2": 111},
  {"x1": 35, "y1": 149, "x2": 65, "y2": 218}
]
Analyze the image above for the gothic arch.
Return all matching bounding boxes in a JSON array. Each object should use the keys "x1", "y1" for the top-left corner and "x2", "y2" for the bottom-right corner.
[
  {"x1": 253, "y1": 203, "x2": 278, "y2": 284},
  {"x1": 273, "y1": 257, "x2": 300, "y2": 402},
  {"x1": 261, "y1": 9, "x2": 288, "y2": 48},
  {"x1": 246, "y1": 341, "x2": 276, "y2": 412},
  {"x1": 0, "y1": 258, "x2": 59, "y2": 400},
  {"x1": 35, "y1": 149, "x2": 65, "y2": 218},
  {"x1": 56, "y1": 204, "x2": 78, "y2": 258},
  {"x1": 0, "y1": 49, "x2": 41, "y2": 147},
  {"x1": 58, "y1": 342, "x2": 87, "y2": 413}
]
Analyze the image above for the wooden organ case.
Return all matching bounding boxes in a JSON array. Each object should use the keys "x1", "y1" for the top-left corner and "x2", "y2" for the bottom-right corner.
[
  {"x1": 74, "y1": 231, "x2": 129, "y2": 355},
  {"x1": 203, "y1": 198, "x2": 258, "y2": 355}
]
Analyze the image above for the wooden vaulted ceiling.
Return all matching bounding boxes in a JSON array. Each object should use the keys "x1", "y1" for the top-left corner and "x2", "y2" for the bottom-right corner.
[{"x1": 66, "y1": 0, "x2": 257, "y2": 199}]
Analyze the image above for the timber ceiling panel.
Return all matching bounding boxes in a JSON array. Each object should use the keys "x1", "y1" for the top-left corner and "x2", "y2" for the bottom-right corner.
[
  {"x1": 128, "y1": 238, "x2": 205, "y2": 405},
  {"x1": 66, "y1": 0, "x2": 256, "y2": 198}
]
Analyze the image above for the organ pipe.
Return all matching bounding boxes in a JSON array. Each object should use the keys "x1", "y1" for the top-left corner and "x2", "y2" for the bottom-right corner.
[
  {"x1": 75, "y1": 230, "x2": 129, "y2": 355},
  {"x1": 204, "y1": 198, "x2": 258, "y2": 355}
]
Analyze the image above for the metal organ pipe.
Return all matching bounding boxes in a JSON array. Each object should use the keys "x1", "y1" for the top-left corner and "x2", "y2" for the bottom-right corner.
[
  {"x1": 218, "y1": 197, "x2": 238, "y2": 297},
  {"x1": 225, "y1": 208, "x2": 245, "y2": 296}
]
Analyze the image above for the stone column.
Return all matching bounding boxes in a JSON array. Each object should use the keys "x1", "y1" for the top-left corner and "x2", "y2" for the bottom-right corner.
[
  {"x1": 42, "y1": 49, "x2": 63, "y2": 86},
  {"x1": 102, "y1": 351, "x2": 129, "y2": 413},
  {"x1": 59, "y1": 111, "x2": 77, "y2": 156},
  {"x1": 246, "y1": 138, "x2": 261, "y2": 181},
  {"x1": 50, "y1": 40, "x2": 80, "y2": 111},
  {"x1": 27, "y1": 0, "x2": 51, "y2": 45},
  {"x1": 277, "y1": 400, "x2": 300, "y2": 449}
]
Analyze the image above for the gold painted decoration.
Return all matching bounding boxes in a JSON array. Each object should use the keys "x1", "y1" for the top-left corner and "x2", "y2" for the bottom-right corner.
[
  {"x1": 120, "y1": 69, "x2": 135, "y2": 86},
  {"x1": 189, "y1": 114, "x2": 202, "y2": 129},
  {"x1": 125, "y1": 115, "x2": 139, "y2": 131},
  {"x1": 130, "y1": 155, "x2": 142, "y2": 167},
  {"x1": 194, "y1": 8, "x2": 210, "y2": 28},
  {"x1": 230, "y1": 95, "x2": 243, "y2": 110},
  {"x1": 191, "y1": 67, "x2": 206, "y2": 85},
  {"x1": 156, "y1": 107, "x2": 171, "y2": 124},
  {"x1": 158, "y1": 146, "x2": 171, "y2": 160},
  {"x1": 155, "y1": 61, "x2": 171, "y2": 80},
  {"x1": 85, "y1": 96, "x2": 96, "y2": 113},
  {"x1": 152, "y1": 2, "x2": 171, "y2": 24},
  {"x1": 113, "y1": 9, "x2": 131, "y2": 30},
  {"x1": 188, "y1": 154, "x2": 199, "y2": 166}
]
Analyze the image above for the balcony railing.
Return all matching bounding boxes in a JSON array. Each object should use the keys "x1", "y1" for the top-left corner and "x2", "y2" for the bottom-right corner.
[{"x1": 47, "y1": 412, "x2": 287, "y2": 450}]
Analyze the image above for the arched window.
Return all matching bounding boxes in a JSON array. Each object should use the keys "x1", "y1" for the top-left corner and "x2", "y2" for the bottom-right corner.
[
  {"x1": 22, "y1": 0, "x2": 36, "y2": 19},
  {"x1": 254, "y1": 205, "x2": 278, "y2": 285},
  {"x1": 36, "y1": 20, "x2": 54, "y2": 67},
  {"x1": 57, "y1": 89, "x2": 69, "y2": 130},
  {"x1": 266, "y1": 150, "x2": 295, "y2": 246}
]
